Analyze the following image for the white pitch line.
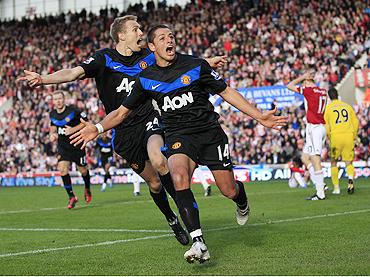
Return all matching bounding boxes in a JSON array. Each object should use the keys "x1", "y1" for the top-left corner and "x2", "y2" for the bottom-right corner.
[
  {"x1": 1, "y1": 208, "x2": 370, "y2": 259},
  {"x1": 0, "y1": 234, "x2": 171, "y2": 258},
  {"x1": 0, "y1": 227, "x2": 169, "y2": 233},
  {"x1": 0, "y1": 189, "x2": 301, "y2": 216}
]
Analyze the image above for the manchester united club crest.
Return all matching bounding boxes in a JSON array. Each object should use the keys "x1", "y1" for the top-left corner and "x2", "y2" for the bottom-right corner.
[
  {"x1": 139, "y1": 61, "x2": 148, "y2": 69},
  {"x1": 181, "y1": 75, "x2": 191, "y2": 85}
]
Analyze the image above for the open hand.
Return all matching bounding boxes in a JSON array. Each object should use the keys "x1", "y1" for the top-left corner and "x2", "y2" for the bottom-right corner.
[
  {"x1": 17, "y1": 70, "x2": 43, "y2": 87},
  {"x1": 259, "y1": 108, "x2": 289, "y2": 130},
  {"x1": 69, "y1": 119, "x2": 99, "y2": 149}
]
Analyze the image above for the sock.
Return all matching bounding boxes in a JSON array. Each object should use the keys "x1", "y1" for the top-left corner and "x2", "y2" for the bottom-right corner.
[
  {"x1": 159, "y1": 172, "x2": 177, "y2": 200},
  {"x1": 314, "y1": 170, "x2": 325, "y2": 198},
  {"x1": 189, "y1": 229, "x2": 205, "y2": 243},
  {"x1": 176, "y1": 189, "x2": 201, "y2": 240},
  {"x1": 150, "y1": 187, "x2": 176, "y2": 222},
  {"x1": 133, "y1": 181, "x2": 140, "y2": 193},
  {"x1": 233, "y1": 181, "x2": 248, "y2": 210},
  {"x1": 346, "y1": 164, "x2": 354, "y2": 180},
  {"x1": 104, "y1": 172, "x2": 111, "y2": 183},
  {"x1": 82, "y1": 171, "x2": 90, "y2": 190},
  {"x1": 331, "y1": 166, "x2": 339, "y2": 186},
  {"x1": 308, "y1": 164, "x2": 315, "y2": 185},
  {"x1": 62, "y1": 174, "x2": 74, "y2": 198}
]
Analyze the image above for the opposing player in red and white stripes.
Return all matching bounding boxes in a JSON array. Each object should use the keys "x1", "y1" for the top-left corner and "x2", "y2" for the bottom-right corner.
[{"x1": 287, "y1": 72, "x2": 328, "y2": 200}]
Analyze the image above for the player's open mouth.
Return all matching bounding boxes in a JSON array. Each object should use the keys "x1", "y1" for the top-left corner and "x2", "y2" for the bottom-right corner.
[
  {"x1": 166, "y1": 45, "x2": 175, "y2": 55},
  {"x1": 137, "y1": 38, "x2": 143, "y2": 45}
]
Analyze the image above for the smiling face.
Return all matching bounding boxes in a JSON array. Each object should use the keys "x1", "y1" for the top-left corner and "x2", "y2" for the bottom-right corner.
[{"x1": 148, "y1": 27, "x2": 176, "y2": 65}]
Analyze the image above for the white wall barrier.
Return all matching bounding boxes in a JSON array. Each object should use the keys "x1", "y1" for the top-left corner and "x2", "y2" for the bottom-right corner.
[{"x1": 0, "y1": 162, "x2": 369, "y2": 187}]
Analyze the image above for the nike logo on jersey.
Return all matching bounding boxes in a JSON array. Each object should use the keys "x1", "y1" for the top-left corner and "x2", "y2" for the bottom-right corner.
[
  {"x1": 223, "y1": 163, "x2": 231, "y2": 167},
  {"x1": 113, "y1": 65, "x2": 122, "y2": 69},
  {"x1": 151, "y1": 84, "x2": 161, "y2": 90},
  {"x1": 200, "y1": 248, "x2": 208, "y2": 254}
]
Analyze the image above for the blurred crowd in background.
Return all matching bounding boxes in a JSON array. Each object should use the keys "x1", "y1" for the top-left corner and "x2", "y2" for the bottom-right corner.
[{"x1": 0, "y1": 0, "x2": 369, "y2": 173}]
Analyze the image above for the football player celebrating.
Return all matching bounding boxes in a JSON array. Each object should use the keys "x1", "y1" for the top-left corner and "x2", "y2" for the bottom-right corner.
[
  {"x1": 49, "y1": 90, "x2": 91, "y2": 209},
  {"x1": 69, "y1": 24, "x2": 288, "y2": 264}
]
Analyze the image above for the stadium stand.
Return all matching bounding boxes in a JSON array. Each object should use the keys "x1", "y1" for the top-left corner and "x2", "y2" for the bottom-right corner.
[{"x1": 0, "y1": 0, "x2": 369, "y2": 173}]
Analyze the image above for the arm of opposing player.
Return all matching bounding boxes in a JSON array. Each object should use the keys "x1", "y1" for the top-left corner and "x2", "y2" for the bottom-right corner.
[
  {"x1": 219, "y1": 87, "x2": 288, "y2": 130},
  {"x1": 286, "y1": 72, "x2": 312, "y2": 93}
]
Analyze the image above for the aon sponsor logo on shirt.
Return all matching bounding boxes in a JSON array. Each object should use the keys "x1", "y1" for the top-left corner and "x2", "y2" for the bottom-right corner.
[{"x1": 162, "y1": 92, "x2": 194, "y2": 112}]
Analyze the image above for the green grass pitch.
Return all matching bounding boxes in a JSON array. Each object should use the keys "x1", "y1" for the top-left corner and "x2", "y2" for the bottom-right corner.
[{"x1": 0, "y1": 179, "x2": 370, "y2": 275}]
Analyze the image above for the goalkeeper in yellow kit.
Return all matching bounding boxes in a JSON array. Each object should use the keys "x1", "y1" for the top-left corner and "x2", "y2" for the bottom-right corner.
[{"x1": 324, "y1": 88, "x2": 359, "y2": 195}]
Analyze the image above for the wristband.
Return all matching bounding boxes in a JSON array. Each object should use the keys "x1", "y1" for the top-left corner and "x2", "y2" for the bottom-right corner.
[{"x1": 95, "y1": 123, "x2": 104, "y2": 134}]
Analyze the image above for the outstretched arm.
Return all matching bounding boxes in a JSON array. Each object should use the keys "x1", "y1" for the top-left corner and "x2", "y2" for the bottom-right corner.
[
  {"x1": 219, "y1": 87, "x2": 288, "y2": 130},
  {"x1": 286, "y1": 72, "x2": 313, "y2": 93},
  {"x1": 205, "y1": 56, "x2": 227, "y2": 69},
  {"x1": 17, "y1": 66, "x2": 85, "y2": 87},
  {"x1": 69, "y1": 106, "x2": 131, "y2": 149}
]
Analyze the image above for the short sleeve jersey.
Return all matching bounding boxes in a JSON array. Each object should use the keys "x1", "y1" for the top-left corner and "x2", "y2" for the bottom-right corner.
[
  {"x1": 123, "y1": 53, "x2": 227, "y2": 135},
  {"x1": 324, "y1": 99, "x2": 359, "y2": 136},
  {"x1": 298, "y1": 86, "x2": 327, "y2": 124},
  {"x1": 50, "y1": 105, "x2": 87, "y2": 146},
  {"x1": 79, "y1": 48, "x2": 156, "y2": 129}
]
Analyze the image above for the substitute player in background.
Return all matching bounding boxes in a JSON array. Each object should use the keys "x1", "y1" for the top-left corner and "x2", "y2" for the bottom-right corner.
[
  {"x1": 50, "y1": 91, "x2": 92, "y2": 209},
  {"x1": 324, "y1": 88, "x2": 359, "y2": 194},
  {"x1": 96, "y1": 132, "x2": 113, "y2": 192},
  {"x1": 287, "y1": 72, "x2": 327, "y2": 200}
]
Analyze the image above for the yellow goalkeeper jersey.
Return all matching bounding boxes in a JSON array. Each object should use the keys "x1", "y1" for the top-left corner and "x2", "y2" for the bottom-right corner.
[{"x1": 324, "y1": 99, "x2": 359, "y2": 138}]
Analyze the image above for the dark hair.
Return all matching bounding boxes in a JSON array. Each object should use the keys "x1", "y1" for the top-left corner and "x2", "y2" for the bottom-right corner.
[
  {"x1": 147, "y1": 24, "x2": 172, "y2": 44},
  {"x1": 328, "y1": 87, "x2": 338, "y2": 100}
]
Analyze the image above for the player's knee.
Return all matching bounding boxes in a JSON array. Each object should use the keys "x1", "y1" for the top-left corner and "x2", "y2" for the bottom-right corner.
[
  {"x1": 79, "y1": 167, "x2": 88, "y2": 176},
  {"x1": 171, "y1": 171, "x2": 190, "y2": 190},
  {"x1": 57, "y1": 165, "x2": 68, "y2": 176},
  {"x1": 145, "y1": 175, "x2": 162, "y2": 193},
  {"x1": 150, "y1": 156, "x2": 168, "y2": 175},
  {"x1": 219, "y1": 183, "x2": 237, "y2": 199}
]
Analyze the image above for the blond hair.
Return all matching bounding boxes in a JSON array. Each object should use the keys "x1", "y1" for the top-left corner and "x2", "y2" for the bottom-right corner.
[{"x1": 110, "y1": 15, "x2": 138, "y2": 43}]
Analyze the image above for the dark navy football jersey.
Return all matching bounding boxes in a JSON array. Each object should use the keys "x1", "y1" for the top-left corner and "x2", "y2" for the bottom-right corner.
[
  {"x1": 79, "y1": 48, "x2": 156, "y2": 129},
  {"x1": 50, "y1": 105, "x2": 87, "y2": 146},
  {"x1": 96, "y1": 137, "x2": 113, "y2": 156},
  {"x1": 122, "y1": 53, "x2": 227, "y2": 135}
]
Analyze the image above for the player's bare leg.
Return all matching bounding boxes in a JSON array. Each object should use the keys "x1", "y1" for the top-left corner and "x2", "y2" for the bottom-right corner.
[
  {"x1": 212, "y1": 170, "x2": 249, "y2": 225},
  {"x1": 331, "y1": 160, "x2": 340, "y2": 194},
  {"x1": 139, "y1": 160, "x2": 189, "y2": 245},
  {"x1": 104, "y1": 162, "x2": 112, "y2": 189},
  {"x1": 77, "y1": 165, "x2": 92, "y2": 204},
  {"x1": 58, "y1": 161, "x2": 77, "y2": 209},
  {"x1": 147, "y1": 134, "x2": 177, "y2": 200},
  {"x1": 168, "y1": 154, "x2": 209, "y2": 263}
]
